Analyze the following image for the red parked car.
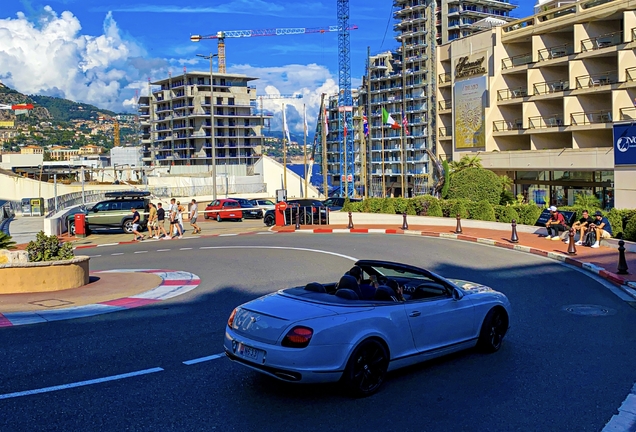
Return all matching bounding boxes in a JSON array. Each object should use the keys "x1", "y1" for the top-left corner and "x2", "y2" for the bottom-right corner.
[{"x1": 204, "y1": 199, "x2": 243, "y2": 222}]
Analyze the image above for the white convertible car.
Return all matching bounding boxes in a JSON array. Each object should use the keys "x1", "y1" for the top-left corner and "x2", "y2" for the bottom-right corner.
[{"x1": 224, "y1": 260, "x2": 511, "y2": 397}]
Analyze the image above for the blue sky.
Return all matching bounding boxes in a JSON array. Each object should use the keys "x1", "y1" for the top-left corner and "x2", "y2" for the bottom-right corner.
[{"x1": 1, "y1": 0, "x2": 534, "y2": 132}]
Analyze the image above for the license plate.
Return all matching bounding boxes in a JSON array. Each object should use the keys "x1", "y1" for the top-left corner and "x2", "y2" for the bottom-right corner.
[
  {"x1": 229, "y1": 213, "x2": 236, "y2": 217},
  {"x1": 250, "y1": 211, "x2": 257, "y2": 214},
  {"x1": 237, "y1": 343, "x2": 263, "y2": 361}
]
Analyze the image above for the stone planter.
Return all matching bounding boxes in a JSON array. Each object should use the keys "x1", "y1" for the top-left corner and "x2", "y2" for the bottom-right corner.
[{"x1": 0, "y1": 256, "x2": 90, "y2": 294}]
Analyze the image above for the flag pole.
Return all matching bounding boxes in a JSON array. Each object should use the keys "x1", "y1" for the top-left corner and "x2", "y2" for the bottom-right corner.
[
  {"x1": 343, "y1": 108, "x2": 348, "y2": 198},
  {"x1": 303, "y1": 104, "x2": 308, "y2": 198},
  {"x1": 381, "y1": 110, "x2": 386, "y2": 198},
  {"x1": 282, "y1": 103, "x2": 287, "y2": 193},
  {"x1": 400, "y1": 116, "x2": 405, "y2": 197}
]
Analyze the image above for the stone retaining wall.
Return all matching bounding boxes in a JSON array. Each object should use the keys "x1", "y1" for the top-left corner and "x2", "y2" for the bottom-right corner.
[{"x1": 0, "y1": 256, "x2": 90, "y2": 294}]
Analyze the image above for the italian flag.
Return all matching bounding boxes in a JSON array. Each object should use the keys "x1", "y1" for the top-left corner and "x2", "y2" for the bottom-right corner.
[{"x1": 382, "y1": 108, "x2": 401, "y2": 130}]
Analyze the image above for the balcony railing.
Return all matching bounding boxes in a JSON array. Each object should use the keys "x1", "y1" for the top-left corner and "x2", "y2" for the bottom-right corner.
[
  {"x1": 528, "y1": 115, "x2": 563, "y2": 129},
  {"x1": 533, "y1": 80, "x2": 570, "y2": 95},
  {"x1": 626, "y1": 67, "x2": 636, "y2": 82},
  {"x1": 502, "y1": 53, "x2": 532, "y2": 70},
  {"x1": 438, "y1": 127, "x2": 452, "y2": 137},
  {"x1": 537, "y1": 43, "x2": 574, "y2": 62},
  {"x1": 570, "y1": 110, "x2": 612, "y2": 125},
  {"x1": 439, "y1": 100, "x2": 452, "y2": 111},
  {"x1": 632, "y1": 27, "x2": 636, "y2": 43},
  {"x1": 581, "y1": 0, "x2": 619, "y2": 9},
  {"x1": 497, "y1": 87, "x2": 527, "y2": 101},
  {"x1": 438, "y1": 72, "x2": 451, "y2": 84},
  {"x1": 493, "y1": 119, "x2": 523, "y2": 132},
  {"x1": 620, "y1": 107, "x2": 636, "y2": 121},
  {"x1": 581, "y1": 31, "x2": 623, "y2": 52},
  {"x1": 575, "y1": 71, "x2": 617, "y2": 89}
]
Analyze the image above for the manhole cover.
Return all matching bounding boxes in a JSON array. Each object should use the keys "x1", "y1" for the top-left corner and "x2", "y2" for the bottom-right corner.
[
  {"x1": 29, "y1": 299, "x2": 74, "y2": 308},
  {"x1": 562, "y1": 304, "x2": 617, "y2": 316}
]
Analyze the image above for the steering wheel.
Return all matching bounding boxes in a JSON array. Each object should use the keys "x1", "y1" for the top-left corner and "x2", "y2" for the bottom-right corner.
[{"x1": 375, "y1": 275, "x2": 388, "y2": 286}]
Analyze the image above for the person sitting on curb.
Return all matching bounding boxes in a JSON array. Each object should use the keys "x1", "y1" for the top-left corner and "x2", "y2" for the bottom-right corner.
[
  {"x1": 591, "y1": 210, "x2": 612, "y2": 249},
  {"x1": 545, "y1": 206, "x2": 567, "y2": 240},
  {"x1": 572, "y1": 210, "x2": 594, "y2": 246}
]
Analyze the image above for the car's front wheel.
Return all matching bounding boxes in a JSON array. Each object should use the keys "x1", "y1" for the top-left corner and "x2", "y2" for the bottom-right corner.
[
  {"x1": 216, "y1": 214, "x2": 222, "y2": 222},
  {"x1": 264, "y1": 214, "x2": 275, "y2": 227},
  {"x1": 477, "y1": 307, "x2": 508, "y2": 353},
  {"x1": 122, "y1": 219, "x2": 134, "y2": 234},
  {"x1": 342, "y1": 339, "x2": 389, "y2": 398},
  {"x1": 69, "y1": 221, "x2": 76, "y2": 236}
]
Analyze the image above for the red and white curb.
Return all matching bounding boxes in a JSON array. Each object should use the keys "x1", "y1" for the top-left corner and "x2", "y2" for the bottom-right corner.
[{"x1": 0, "y1": 270, "x2": 201, "y2": 328}]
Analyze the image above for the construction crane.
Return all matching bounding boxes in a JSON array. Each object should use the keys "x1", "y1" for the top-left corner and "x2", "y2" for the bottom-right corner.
[
  {"x1": 337, "y1": 0, "x2": 355, "y2": 198},
  {"x1": 98, "y1": 116, "x2": 120, "y2": 147},
  {"x1": 190, "y1": 25, "x2": 358, "y2": 73}
]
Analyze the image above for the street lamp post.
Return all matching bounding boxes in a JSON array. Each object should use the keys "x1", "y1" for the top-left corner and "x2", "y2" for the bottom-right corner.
[{"x1": 197, "y1": 53, "x2": 219, "y2": 201}]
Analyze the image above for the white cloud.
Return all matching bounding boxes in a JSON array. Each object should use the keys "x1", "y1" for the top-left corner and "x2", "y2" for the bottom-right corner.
[{"x1": 0, "y1": 6, "x2": 168, "y2": 112}]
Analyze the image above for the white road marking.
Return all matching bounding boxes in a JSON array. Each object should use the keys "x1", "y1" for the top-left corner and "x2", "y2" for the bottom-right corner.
[
  {"x1": 183, "y1": 353, "x2": 225, "y2": 365},
  {"x1": 179, "y1": 248, "x2": 193, "y2": 251},
  {"x1": 0, "y1": 367, "x2": 164, "y2": 400},
  {"x1": 198, "y1": 246, "x2": 358, "y2": 262},
  {"x1": 97, "y1": 243, "x2": 120, "y2": 248},
  {"x1": 87, "y1": 255, "x2": 102, "y2": 258},
  {"x1": 134, "y1": 251, "x2": 148, "y2": 254},
  {"x1": 219, "y1": 234, "x2": 238, "y2": 237},
  {"x1": 157, "y1": 249, "x2": 171, "y2": 252},
  {"x1": 256, "y1": 232, "x2": 274, "y2": 235},
  {"x1": 111, "y1": 253, "x2": 124, "y2": 256}
]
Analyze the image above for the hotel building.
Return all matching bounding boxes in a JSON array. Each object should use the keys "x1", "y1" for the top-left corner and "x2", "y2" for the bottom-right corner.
[{"x1": 436, "y1": 0, "x2": 636, "y2": 209}]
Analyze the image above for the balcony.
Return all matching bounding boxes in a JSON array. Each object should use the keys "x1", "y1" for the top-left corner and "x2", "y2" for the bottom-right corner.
[
  {"x1": 502, "y1": 53, "x2": 532, "y2": 70},
  {"x1": 497, "y1": 87, "x2": 527, "y2": 101},
  {"x1": 619, "y1": 107, "x2": 636, "y2": 120},
  {"x1": 493, "y1": 119, "x2": 523, "y2": 132},
  {"x1": 537, "y1": 43, "x2": 574, "y2": 62},
  {"x1": 575, "y1": 71, "x2": 617, "y2": 89},
  {"x1": 581, "y1": 31, "x2": 623, "y2": 52},
  {"x1": 438, "y1": 127, "x2": 452, "y2": 139},
  {"x1": 533, "y1": 80, "x2": 569, "y2": 95},
  {"x1": 438, "y1": 72, "x2": 451, "y2": 85},
  {"x1": 528, "y1": 114, "x2": 563, "y2": 129},
  {"x1": 438, "y1": 100, "x2": 452, "y2": 111},
  {"x1": 626, "y1": 67, "x2": 636, "y2": 82},
  {"x1": 570, "y1": 110, "x2": 612, "y2": 125}
]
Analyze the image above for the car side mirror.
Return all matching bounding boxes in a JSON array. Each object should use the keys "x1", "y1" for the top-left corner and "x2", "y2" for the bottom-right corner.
[{"x1": 452, "y1": 288, "x2": 464, "y2": 301}]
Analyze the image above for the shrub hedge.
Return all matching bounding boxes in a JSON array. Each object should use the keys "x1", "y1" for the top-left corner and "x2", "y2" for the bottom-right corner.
[{"x1": 447, "y1": 168, "x2": 502, "y2": 206}]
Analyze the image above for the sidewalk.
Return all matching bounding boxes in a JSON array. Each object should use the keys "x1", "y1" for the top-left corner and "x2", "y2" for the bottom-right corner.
[
  {"x1": 4, "y1": 216, "x2": 44, "y2": 245},
  {"x1": 273, "y1": 223, "x2": 636, "y2": 289}
]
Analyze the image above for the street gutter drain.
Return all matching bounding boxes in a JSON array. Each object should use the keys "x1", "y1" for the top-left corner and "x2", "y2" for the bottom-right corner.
[{"x1": 562, "y1": 304, "x2": 617, "y2": 317}]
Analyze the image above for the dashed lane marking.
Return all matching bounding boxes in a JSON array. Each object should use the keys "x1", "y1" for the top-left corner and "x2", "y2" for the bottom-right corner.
[
  {"x1": 179, "y1": 248, "x2": 193, "y2": 251},
  {"x1": 111, "y1": 253, "x2": 124, "y2": 256},
  {"x1": 157, "y1": 249, "x2": 171, "y2": 252},
  {"x1": 0, "y1": 367, "x2": 164, "y2": 400},
  {"x1": 182, "y1": 353, "x2": 225, "y2": 365},
  {"x1": 134, "y1": 251, "x2": 148, "y2": 254}
]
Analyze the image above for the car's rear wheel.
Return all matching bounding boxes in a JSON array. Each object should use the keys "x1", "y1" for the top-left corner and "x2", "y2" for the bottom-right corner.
[
  {"x1": 69, "y1": 221, "x2": 76, "y2": 236},
  {"x1": 264, "y1": 214, "x2": 275, "y2": 227},
  {"x1": 122, "y1": 219, "x2": 134, "y2": 234},
  {"x1": 216, "y1": 214, "x2": 222, "y2": 222},
  {"x1": 342, "y1": 339, "x2": 389, "y2": 397},
  {"x1": 477, "y1": 307, "x2": 508, "y2": 353}
]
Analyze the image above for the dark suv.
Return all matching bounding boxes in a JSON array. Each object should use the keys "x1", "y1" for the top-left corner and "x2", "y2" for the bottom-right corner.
[
  {"x1": 231, "y1": 197, "x2": 264, "y2": 219},
  {"x1": 67, "y1": 191, "x2": 151, "y2": 235},
  {"x1": 263, "y1": 199, "x2": 327, "y2": 226}
]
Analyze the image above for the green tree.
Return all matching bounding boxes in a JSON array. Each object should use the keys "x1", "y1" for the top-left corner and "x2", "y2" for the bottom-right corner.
[
  {"x1": 441, "y1": 159, "x2": 450, "y2": 199},
  {"x1": 449, "y1": 155, "x2": 482, "y2": 174},
  {"x1": 427, "y1": 199, "x2": 443, "y2": 217},
  {"x1": 574, "y1": 192, "x2": 601, "y2": 210},
  {"x1": 447, "y1": 167, "x2": 502, "y2": 206}
]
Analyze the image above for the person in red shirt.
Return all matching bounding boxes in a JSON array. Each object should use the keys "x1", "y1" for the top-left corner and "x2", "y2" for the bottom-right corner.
[{"x1": 545, "y1": 206, "x2": 567, "y2": 240}]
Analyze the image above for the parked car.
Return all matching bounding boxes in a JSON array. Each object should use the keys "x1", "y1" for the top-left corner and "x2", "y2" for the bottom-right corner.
[
  {"x1": 250, "y1": 199, "x2": 276, "y2": 211},
  {"x1": 323, "y1": 197, "x2": 362, "y2": 211},
  {"x1": 66, "y1": 191, "x2": 150, "y2": 235},
  {"x1": 204, "y1": 199, "x2": 243, "y2": 222},
  {"x1": 231, "y1": 197, "x2": 264, "y2": 219},
  {"x1": 224, "y1": 259, "x2": 511, "y2": 397}
]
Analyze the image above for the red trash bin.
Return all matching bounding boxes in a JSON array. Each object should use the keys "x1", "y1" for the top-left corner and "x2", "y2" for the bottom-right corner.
[{"x1": 74, "y1": 213, "x2": 86, "y2": 238}]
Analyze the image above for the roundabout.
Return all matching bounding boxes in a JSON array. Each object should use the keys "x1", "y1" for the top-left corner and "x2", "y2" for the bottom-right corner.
[{"x1": 1, "y1": 233, "x2": 635, "y2": 431}]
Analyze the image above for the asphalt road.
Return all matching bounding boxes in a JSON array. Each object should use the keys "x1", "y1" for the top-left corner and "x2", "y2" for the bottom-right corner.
[{"x1": 1, "y1": 234, "x2": 636, "y2": 432}]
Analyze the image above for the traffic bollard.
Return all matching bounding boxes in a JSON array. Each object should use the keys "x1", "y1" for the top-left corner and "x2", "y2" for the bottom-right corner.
[
  {"x1": 402, "y1": 213, "x2": 409, "y2": 230},
  {"x1": 510, "y1": 219, "x2": 519, "y2": 243},
  {"x1": 618, "y1": 234, "x2": 629, "y2": 275},
  {"x1": 455, "y1": 214, "x2": 463, "y2": 234},
  {"x1": 567, "y1": 228, "x2": 577, "y2": 255},
  {"x1": 295, "y1": 209, "x2": 300, "y2": 230},
  {"x1": 348, "y1": 211, "x2": 354, "y2": 229}
]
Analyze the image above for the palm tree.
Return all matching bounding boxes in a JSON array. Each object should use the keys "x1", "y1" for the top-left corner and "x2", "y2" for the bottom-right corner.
[
  {"x1": 449, "y1": 155, "x2": 483, "y2": 173},
  {"x1": 0, "y1": 232, "x2": 16, "y2": 250}
]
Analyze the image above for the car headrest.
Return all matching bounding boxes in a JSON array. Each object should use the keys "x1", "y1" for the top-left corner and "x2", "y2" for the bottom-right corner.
[
  {"x1": 335, "y1": 289, "x2": 359, "y2": 300},
  {"x1": 305, "y1": 282, "x2": 326, "y2": 293},
  {"x1": 374, "y1": 285, "x2": 397, "y2": 301},
  {"x1": 337, "y1": 275, "x2": 360, "y2": 295}
]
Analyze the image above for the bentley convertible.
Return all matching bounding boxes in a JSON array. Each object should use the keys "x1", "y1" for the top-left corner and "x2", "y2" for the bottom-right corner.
[{"x1": 224, "y1": 260, "x2": 511, "y2": 397}]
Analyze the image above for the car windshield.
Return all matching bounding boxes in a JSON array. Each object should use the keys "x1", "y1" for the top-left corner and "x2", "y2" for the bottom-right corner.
[{"x1": 365, "y1": 265, "x2": 432, "y2": 281}]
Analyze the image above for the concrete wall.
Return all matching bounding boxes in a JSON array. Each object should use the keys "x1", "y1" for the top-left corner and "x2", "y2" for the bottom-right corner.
[
  {"x1": 615, "y1": 167, "x2": 636, "y2": 208},
  {"x1": 0, "y1": 153, "x2": 44, "y2": 169},
  {"x1": 254, "y1": 156, "x2": 321, "y2": 199}
]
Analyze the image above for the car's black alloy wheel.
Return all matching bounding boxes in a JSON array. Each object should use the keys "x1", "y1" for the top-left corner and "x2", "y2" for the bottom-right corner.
[
  {"x1": 123, "y1": 220, "x2": 133, "y2": 234},
  {"x1": 478, "y1": 308, "x2": 508, "y2": 353},
  {"x1": 343, "y1": 339, "x2": 389, "y2": 397},
  {"x1": 264, "y1": 215, "x2": 275, "y2": 226}
]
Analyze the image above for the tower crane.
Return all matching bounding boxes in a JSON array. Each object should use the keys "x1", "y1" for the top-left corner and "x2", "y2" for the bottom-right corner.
[
  {"x1": 190, "y1": 25, "x2": 358, "y2": 73},
  {"x1": 337, "y1": 0, "x2": 355, "y2": 198}
]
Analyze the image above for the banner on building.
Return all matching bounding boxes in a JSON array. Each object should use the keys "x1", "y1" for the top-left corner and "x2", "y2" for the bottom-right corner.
[
  {"x1": 613, "y1": 123, "x2": 636, "y2": 165},
  {"x1": 454, "y1": 75, "x2": 487, "y2": 149}
]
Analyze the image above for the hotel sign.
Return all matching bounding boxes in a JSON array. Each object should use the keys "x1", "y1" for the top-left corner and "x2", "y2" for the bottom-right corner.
[
  {"x1": 455, "y1": 55, "x2": 487, "y2": 80},
  {"x1": 614, "y1": 123, "x2": 636, "y2": 165}
]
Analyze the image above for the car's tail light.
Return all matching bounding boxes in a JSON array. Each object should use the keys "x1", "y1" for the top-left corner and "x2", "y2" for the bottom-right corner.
[
  {"x1": 227, "y1": 308, "x2": 237, "y2": 328},
  {"x1": 281, "y1": 326, "x2": 313, "y2": 348}
]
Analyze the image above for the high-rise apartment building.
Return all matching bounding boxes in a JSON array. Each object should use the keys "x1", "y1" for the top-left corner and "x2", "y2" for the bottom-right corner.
[
  {"x1": 436, "y1": 0, "x2": 517, "y2": 44},
  {"x1": 142, "y1": 72, "x2": 268, "y2": 172},
  {"x1": 436, "y1": 0, "x2": 636, "y2": 209}
]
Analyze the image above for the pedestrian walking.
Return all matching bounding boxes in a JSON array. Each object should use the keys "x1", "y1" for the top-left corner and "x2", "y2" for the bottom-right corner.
[
  {"x1": 156, "y1": 202, "x2": 169, "y2": 239},
  {"x1": 190, "y1": 199, "x2": 201, "y2": 234},
  {"x1": 176, "y1": 201, "x2": 185, "y2": 237},
  {"x1": 131, "y1": 207, "x2": 144, "y2": 241},
  {"x1": 168, "y1": 198, "x2": 183, "y2": 239},
  {"x1": 148, "y1": 202, "x2": 159, "y2": 239}
]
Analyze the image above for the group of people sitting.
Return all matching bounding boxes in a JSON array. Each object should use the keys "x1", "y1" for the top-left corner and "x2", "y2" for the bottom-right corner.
[
  {"x1": 545, "y1": 206, "x2": 612, "y2": 248},
  {"x1": 335, "y1": 266, "x2": 406, "y2": 302}
]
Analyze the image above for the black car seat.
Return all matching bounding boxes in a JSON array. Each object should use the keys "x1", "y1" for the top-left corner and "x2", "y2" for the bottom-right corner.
[
  {"x1": 374, "y1": 285, "x2": 398, "y2": 302},
  {"x1": 336, "y1": 275, "x2": 362, "y2": 298},
  {"x1": 335, "y1": 289, "x2": 359, "y2": 300},
  {"x1": 305, "y1": 282, "x2": 326, "y2": 293}
]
